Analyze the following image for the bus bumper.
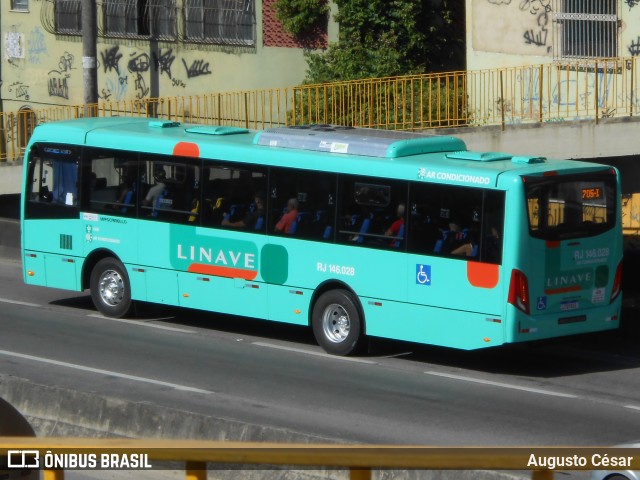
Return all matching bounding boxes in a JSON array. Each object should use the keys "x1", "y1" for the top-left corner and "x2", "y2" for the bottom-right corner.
[{"x1": 507, "y1": 296, "x2": 622, "y2": 344}]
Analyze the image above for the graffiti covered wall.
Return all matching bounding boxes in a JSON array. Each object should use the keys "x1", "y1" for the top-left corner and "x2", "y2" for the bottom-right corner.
[
  {"x1": 1, "y1": 1, "x2": 335, "y2": 116},
  {"x1": 469, "y1": 0, "x2": 553, "y2": 69},
  {"x1": 469, "y1": 0, "x2": 640, "y2": 69}
]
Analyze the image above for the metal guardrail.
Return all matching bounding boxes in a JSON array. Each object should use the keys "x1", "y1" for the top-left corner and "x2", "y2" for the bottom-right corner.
[
  {"x1": 292, "y1": 57, "x2": 640, "y2": 130},
  {"x1": 0, "y1": 89, "x2": 296, "y2": 164},
  {"x1": 1, "y1": 57, "x2": 638, "y2": 163},
  {"x1": 14, "y1": 438, "x2": 640, "y2": 480}
]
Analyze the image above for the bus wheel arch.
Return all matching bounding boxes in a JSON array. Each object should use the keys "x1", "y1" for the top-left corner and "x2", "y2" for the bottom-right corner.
[
  {"x1": 310, "y1": 281, "x2": 366, "y2": 356},
  {"x1": 86, "y1": 253, "x2": 133, "y2": 318},
  {"x1": 82, "y1": 249, "x2": 120, "y2": 291}
]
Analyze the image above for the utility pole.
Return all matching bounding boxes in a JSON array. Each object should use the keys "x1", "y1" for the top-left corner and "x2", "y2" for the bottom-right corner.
[{"x1": 82, "y1": 0, "x2": 98, "y2": 116}]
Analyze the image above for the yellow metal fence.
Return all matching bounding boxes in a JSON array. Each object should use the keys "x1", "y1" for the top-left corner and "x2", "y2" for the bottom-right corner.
[
  {"x1": 6, "y1": 438, "x2": 637, "y2": 479},
  {"x1": 1, "y1": 57, "x2": 639, "y2": 163}
]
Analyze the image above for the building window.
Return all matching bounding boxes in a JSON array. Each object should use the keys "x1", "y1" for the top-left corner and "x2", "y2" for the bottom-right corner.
[
  {"x1": 11, "y1": 0, "x2": 29, "y2": 11},
  {"x1": 55, "y1": 0, "x2": 82, "y2": 34},
  {"x1": 103, "y1": 0, "x2": 176, "y2": 39},
  {"x1": 553, "y1": 0, "x2": 619, "y2": 60},
  {"x1": 184, "y1": 0, "x2": 255, "y2": 46}
]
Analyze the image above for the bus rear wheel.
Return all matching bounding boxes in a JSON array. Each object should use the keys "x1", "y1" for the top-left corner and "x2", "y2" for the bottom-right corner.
[
  {"x1": 312, "y1": 289, "x2": 364, "y2": 356},
  {"x1": 90, "y1": 258, "x2": 132, "y2": 318}
]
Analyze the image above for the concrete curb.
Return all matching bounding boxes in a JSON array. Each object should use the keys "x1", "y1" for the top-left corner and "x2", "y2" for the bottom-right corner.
[{"x1": 0, "y1": 375, "x2": 529, "y2": 480}]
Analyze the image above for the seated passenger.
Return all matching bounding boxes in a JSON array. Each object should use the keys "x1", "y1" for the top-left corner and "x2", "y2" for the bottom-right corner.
[
  {"x1": 442, "y1": 219, "x2": 465, "y2": 253},
  {"x1": 274, "y1": 198, "x2": 299, "y2": 234},
  {"x1": 451, "y1": 231, "x2": 478, "y2": 257},
  {"x1": 385, "y1": 204, "x2": 405, "y2": 244},
  {"x1": 116, "y1": 174, "x2": 135, "y2": 207},
  {"x1": 142, "y1": 170, "x2": 166, "y2": 208},
  {"x1": 222, "y1": 195, "x2": 264, "y2": 229}
]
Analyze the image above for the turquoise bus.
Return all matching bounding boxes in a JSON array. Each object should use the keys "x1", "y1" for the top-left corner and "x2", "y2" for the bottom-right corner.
[{"x1": 21, "y1": 118, "x2": 623, "y2": 355}]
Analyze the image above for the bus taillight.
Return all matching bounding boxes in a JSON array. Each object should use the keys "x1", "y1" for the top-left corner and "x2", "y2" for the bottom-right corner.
[
  {"x1": 610, "y1": 261, "x2": 623, "y2": 303},
  {"x1": 508, "y1": 269, "x2": 530, "y2": 314}
]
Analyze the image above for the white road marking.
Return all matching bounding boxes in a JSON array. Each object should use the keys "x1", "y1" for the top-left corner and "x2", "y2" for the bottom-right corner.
[
  {"x1": 624, "y1": 405, "x2": 640, "y2": 411},
  {"x1": 87, "y1": 314, "x2": 195, "y2": 333},
  {"x1": 425, "y1": 371, "x2": 578, "y2": 398},
  {"x1": 0, "y1": 297, "x2": 41, "y2": 308},
  {"x1": 0, "y1": 349, "x2": 213, "y2": 394},
  {"x1": 253, "y1": 342, "x2": 378, "y2": 364}
]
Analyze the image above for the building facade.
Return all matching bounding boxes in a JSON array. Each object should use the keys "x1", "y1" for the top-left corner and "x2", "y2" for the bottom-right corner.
[
  {"x1": 1, "y1": 0, "x2": 337, "y2": 112},
  {"x1": 467, "y1": 0, "x2": 640, "y2": 70}
]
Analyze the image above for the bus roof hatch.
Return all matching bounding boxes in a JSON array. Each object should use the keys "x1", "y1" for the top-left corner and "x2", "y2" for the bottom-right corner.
[
  {"x1": 185, "y1": 126, "x2": 250, "y2": 136},
  {"x1": 254, "y1": 125, "x2": 467, "y2": 158},
  {"x1": 446, "y1": 151, "x2": 513, "y2": 162}
]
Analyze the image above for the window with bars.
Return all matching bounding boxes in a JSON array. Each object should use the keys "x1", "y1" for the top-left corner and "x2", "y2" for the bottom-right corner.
[
  {"x1": 103, "y1": 0, "x2": 176, "y2": 39},
  {"x1": 11, "y1": 0, "x2": 29, "y2": 11},
  {"x1": 55, "y1": 0, "x2": 82, "y2": 34},
  {"x1": 184, "y1": 0, "x2": 255, "y2": 46},
  {"x1": 553, "y1": 0, "x2": 619, "y2": 60}
]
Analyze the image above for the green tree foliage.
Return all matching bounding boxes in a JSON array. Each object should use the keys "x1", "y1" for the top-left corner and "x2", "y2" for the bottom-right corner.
[
  {"x1": 302, "y1": 0, "x2": 466, "y2": 83},
  {"x1": 274, "y1": 0, "x2": 331, "y2": 37}
]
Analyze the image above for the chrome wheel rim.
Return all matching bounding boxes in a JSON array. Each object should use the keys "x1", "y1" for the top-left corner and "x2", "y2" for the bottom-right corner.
[
  {"x1": 321, "y1": 303, "x2": 350, "y2": 343},
  {"x1": 98, "y1": 269, "x2": 125, "y2": 307}
]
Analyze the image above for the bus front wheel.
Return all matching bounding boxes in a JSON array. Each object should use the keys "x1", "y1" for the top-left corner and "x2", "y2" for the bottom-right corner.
[
  {"x1": 90, "y1": 258, "x2": 132, "y2": 318},
  {"x1": 312, "y1": 289, "x2": 364, "y2": 356}
]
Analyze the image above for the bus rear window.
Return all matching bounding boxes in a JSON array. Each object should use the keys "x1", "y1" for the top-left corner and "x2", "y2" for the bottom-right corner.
[{"x1": 524, "y1": 170, "x2": 617, "y2": 240}]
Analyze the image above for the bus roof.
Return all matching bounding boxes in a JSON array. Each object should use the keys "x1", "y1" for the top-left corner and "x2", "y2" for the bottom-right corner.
[{"x1": 28, "y1": 117, "x2": 611, "y2": 188}]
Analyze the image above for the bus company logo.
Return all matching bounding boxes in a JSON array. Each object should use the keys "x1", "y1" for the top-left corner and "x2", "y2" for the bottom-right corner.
[
  {"x1": 416, "y1": 264, "x2": 431, "y2": 285},
  {"x1": 545, "y1": 270, "x2": 592, "y2": 293},
  {"x1": 7, "y1": 450, "x2": 39, "y2": 468},
  {"x1": 177, "y1": 243, "x2": 258, "y2": 280}
]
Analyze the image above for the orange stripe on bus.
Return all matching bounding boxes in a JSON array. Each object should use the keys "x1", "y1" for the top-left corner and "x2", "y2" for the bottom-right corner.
[
  {"x1": 546, "y1": 240, "x2": 560, "y2": 248},
  {"x1": 187, "y1": 263, "x2": 258, "y2": 280},
  {"x1": 467, "y1": 262, "x2": 499, "y2": 289},
  {"x1": 174, "y1": 142, "x2": 200, "y2": 158}
]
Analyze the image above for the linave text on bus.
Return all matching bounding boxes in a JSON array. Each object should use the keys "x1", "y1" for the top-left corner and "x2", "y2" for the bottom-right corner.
[
  {"x1": 545, "y1": 271, "x2": 591, "y2": 288},
  {"x1": 418, "y1": 168, "x2": 491, "y2": 185},
  {"x1": 177, "y1": 244, "x2": 256, "y2": 269}
]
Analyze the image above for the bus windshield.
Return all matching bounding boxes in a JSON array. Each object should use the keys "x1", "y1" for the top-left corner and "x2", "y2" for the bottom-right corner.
[{"x1": 524, "y1": 170, "x2": 617, "y2": 241}]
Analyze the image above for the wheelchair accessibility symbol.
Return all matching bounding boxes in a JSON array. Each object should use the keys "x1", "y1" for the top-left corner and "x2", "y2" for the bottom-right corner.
[
  {"x1": 536, "y1": 296, "x2": 547, "y2": 311},
  {"x1": 416, "y1": 264, "x2": 431, "y2": 285}
]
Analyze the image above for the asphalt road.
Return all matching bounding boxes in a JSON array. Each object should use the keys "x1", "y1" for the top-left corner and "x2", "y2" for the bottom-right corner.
[{"x1": 1, "y1": 254, "x2": 640, "y2": 448}]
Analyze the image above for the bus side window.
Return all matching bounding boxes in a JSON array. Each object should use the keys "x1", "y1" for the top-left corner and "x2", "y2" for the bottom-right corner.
[
  {"x1": 336, "y1": 176, "x2": 407, "y2": 249},
  {"x1": 83, "y1": 148, "x2": 139, "y2": 217},
  {"x1": 407, "y1": 182, "x2": 502, "y2": 263},
  {"x1": 24, "y1": 144, "x2": 80, "y2": 220},
  {"x1": 269, "y1": 167, "x2": 337, "y2": 241}
]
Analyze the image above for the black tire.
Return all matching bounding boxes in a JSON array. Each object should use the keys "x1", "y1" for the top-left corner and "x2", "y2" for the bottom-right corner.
[
  {"x1": 604, "y1": 476, "x2": 631, "y2": 480},
  {"x1": 90, "y1": 258, "x2": 133, "y2": 318},
  {"x1": 312, "y1": 289, "x2": 365, "y2": 356}
]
